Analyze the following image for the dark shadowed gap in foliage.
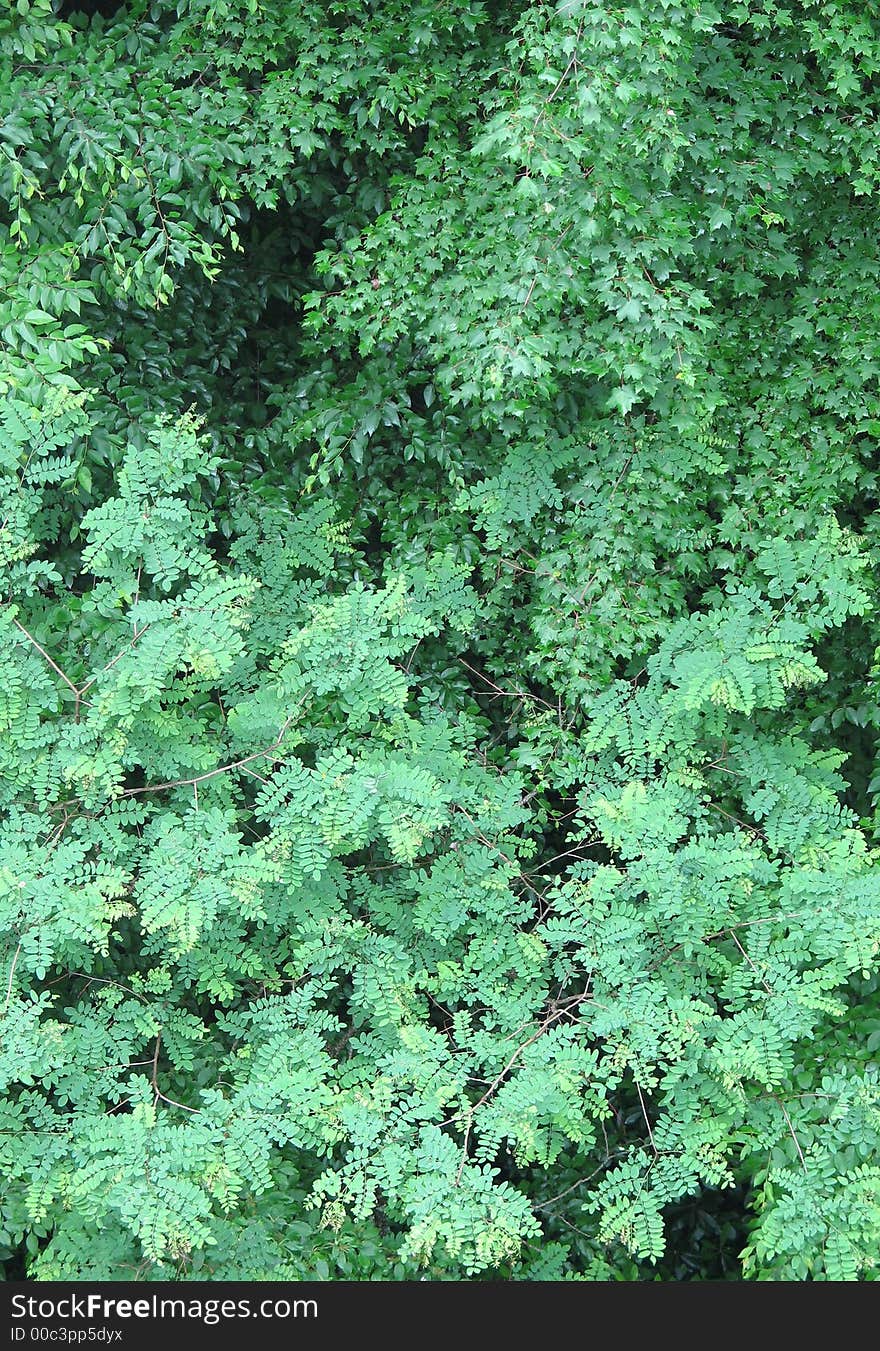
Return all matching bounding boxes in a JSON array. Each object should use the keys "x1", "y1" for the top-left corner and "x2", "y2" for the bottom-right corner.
[
  {"x1": 109, "y1": 193, "x2": 330, "y2": 571},
  {"x1": 203, "y1": 199, "x2": 323, "y2": 455},
  {"x1": 56, "y1": 0, "x2": 126, "y2": 18},
  {"x1": 529, "y1": 786, "x2": 612, "y2": 884},
  {"x1": 200, "y1": 199, "x2": 324, "y2": 437},
  {"x1": 3, "y1": 1230, "x2": 52, "y2": 1280},
  {"x1": 808, "y1": 615, "x2": 878, "y2": 821},
  {"x1": 656, "y1": 1182, "x2": 752, "y2": 1281},
  {"x1": 3, "y1": 1243, "x2": 29, "y2": 1279}
]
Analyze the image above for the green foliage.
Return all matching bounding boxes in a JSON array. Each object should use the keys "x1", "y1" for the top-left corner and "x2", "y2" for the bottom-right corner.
[{"x1": 2, "y1": 0, "x2": 880, "y2": 1283}]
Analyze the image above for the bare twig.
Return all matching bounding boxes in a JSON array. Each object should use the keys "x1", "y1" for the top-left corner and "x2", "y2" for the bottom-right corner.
[
  {"x1": 454, "y1": 1120, "x2": 472, "y2": 1187},
  {"x1": 775, "y1": 1096, "x2": 807, "y2": 1172},
  {"x1": 2, "y1": 941, "x2": 22, "y2": 1016},
  {"x1": 457, "y1": 657, "x2": 556, "y2": 712},
  {"x1": 150, "y1": 1030, "x2": 201, "y2": 1115},
  {"x1": 534, "y1": 1153, "x2": 625, "y2": 1211},
  {"x1": 12, "y1": 617, "x2": 78, "y2": 692},
  {"x1": 122, "y1": 716, "x2": 294, "y2": 798},
  {"x1": 729, "y1": 928, "x2": 773, "y2": 995},
  {"x1": 635, "y1": 1079, "x2": 657, "y2": 1155},
  {"x1": 78, "y1": 624, "x2": 151, "y2": 695}
]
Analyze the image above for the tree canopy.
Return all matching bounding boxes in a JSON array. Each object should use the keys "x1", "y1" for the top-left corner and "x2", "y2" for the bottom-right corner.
[{"x1": 3, "y1": 0, "x2": 880, "y2": 1281}]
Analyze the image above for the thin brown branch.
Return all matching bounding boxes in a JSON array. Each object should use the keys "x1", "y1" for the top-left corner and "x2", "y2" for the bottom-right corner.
[
  {"x1": 454, "y1": 1120, "x2": 472, "y2": 1187},
  {"x1": 122, "y1": 717, "x2": 294, "y2": 798},
  {"x1": 447, "y1": 994, "x2": 588, "y2": 1133},
  {"x1": 78, "y1": 623, "x2": 151, "y2": 695},
  {"x1": 150, "y1": 1030, "x2": 201, "y2": 1115},
  {"x1": 12, "y1": 616, "x2": 78, "y2": 692},
  {"x1": 728, "y1": 927, "x2": 773, "y2": 995},
  {"x1": 457, "y1": 657, "x2": 556, "y2": 712},
  {"x1": 2, "y1": 941, "x2": 22, "y2": 1017},
  {"x1": 534, "y1": 1153, "x2": 625, "y2": 1211},
  {"x1": 635, "y1": 1079, "x2": 658, "y2": 1155},
  {"x1": 775, "y1": 1095, "x2": 807, "y2": 1172}
]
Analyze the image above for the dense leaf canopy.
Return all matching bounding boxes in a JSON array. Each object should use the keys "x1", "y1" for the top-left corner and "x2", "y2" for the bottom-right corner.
[{"x1": 2, "y1": 0, "x2": 880, "y2": 1281}]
